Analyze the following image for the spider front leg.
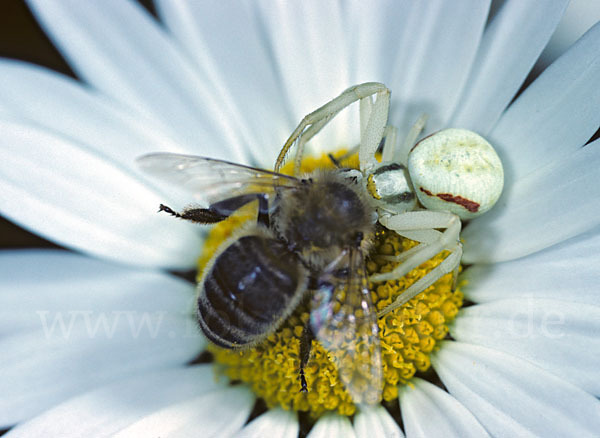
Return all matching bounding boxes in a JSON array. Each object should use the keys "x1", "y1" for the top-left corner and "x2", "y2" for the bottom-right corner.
[
  {"x1": 375, "y1": 114, "x2": 428, "y2": 166},
  {"x1": 373, "y1": 211, "x2": 462, "y2": 316},
  {"x1": 274, "y1": 82, "x2": 390, "y2": 175}
]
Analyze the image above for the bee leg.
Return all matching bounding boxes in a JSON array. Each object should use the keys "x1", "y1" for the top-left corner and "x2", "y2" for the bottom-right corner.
[
  {"x1": 159, "y1": 193, "x2": 270, "y2": 226},
  {"x1": 158, "y1": 204, "x2": 181, "y2": 217},
  {"x1": 299, "y1": 324, "x2": 315, "y2": 393},
  {"x1": 158, "y1": 204, "x2": 228, "y2": 224},
  {"x1": 212, "y1": 194, "x2": 269, "y2": 227},
  {"x1": 208, "y1": 193, "x2": 271, "y2": 225},
  {"x1": 256, "y1": 194, "x2": 270, "y2": 228}
]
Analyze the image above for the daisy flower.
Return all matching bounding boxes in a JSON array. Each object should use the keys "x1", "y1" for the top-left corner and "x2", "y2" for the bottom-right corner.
[{"x1": 1, "y1": 1, "x2": 600, "y2": 437}]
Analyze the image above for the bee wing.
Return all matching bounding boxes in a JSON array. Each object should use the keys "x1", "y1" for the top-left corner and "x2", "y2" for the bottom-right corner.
[
  {"x1": 310, "y1": 249, "x2": 383, "y2": 405},
  {"x1": 137, "y1": 153, "x2": 301, "y2": 203}
]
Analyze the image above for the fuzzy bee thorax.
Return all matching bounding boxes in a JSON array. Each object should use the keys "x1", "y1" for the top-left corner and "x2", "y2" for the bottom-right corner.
[{"x1": 271, "y1": 170, "x2": 375, "y2": 269}]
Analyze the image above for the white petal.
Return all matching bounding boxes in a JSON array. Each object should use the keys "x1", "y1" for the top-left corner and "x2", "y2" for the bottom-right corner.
[
  {"x1": 154, "y1": 0, "x2": 293, "y2": 167},
  {"x1": 112, "y1": 386, "x2": 254, "y2": 438},
  {"x1": 450, "y1": 0, "x2": 568, "y2": 134},
  {"x1": 6, "y1": 365, "x2": 222, "y2": 438},
  {"x1": 463, "y1": 139, "x2": 600, "y2": 263},
  {"x1": 0, "y1": 315, "x2": 202, "y2": 427},
  {"x1": 0, "y1": 60, "x2": 186, "y2": 167},
  {"x1": 432, "y1": 341, "x2": 600, "y2": 437},
  {"x1": 462, "y1": 226, "x2": 600, "y2": 305},
  {"x1": 0, "y1": 118, "x2": 202, "y2": 269},
  {"x1": 488, "y1": 21, "x2": 600, "y2": 183},
  {"x1": 0, "y1": 59, "x2": 212, "y2": 211},
  {"x1": 344, "y1": 2, "x2": 411, "y2": 86},
  {"x1": 386, "y1": 0, "x2": 490, "y2": 136},
  {"x1": 26, "y1": 0, "x2": 250, "y2": 162},
  {"x1": 400, "y1": 378, "x2": 489, "y2": 438},
  {"x1": 536, "y1": 0, "x2": 600, "y2": 72},
  {"x1": 0, "y1": 251, "x2": 203, "y2": 426},
  {"x1": 353, "y1": 405, "x2": 403, "y2": 438},
  {"x1": 237, "y1": 408, "x2": 299, "y2": 438},
  {"x1": 255, "y1": 0, "x2": 353, "y2": 153},
  {"x1": 451, "y1": 299, "x2": 600, "y2": 396},
  {"x1": 0, "y1": 249, "x2": 197, "y2": 334},
  {"x1": 307, "y1": 412, "x2": 356, "y2": 438}
]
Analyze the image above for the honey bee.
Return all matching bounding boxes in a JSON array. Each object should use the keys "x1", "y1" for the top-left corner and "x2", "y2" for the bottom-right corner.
[{"x1": 138, "y1": 153, "x2": 383, "y2": 405}]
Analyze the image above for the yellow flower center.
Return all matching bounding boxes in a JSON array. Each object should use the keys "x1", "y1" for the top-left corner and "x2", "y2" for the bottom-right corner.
[{"x1": 197, "y1": 151, "x2": 463, "y2": 418}]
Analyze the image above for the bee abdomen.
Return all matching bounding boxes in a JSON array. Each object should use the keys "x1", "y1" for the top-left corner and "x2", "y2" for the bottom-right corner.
[{"x1": 198, "y1": 233, "x2": 308, "y2": 349}]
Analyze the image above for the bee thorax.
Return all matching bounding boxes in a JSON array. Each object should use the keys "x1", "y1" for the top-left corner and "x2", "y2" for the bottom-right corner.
[{"x1": 272, "y1": 171, "x2": 375, "y2": 268}]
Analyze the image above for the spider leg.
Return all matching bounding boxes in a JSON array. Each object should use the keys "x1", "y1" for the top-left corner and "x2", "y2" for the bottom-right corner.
[
  {"x1": 358, "y1": 87, "x2": 390, "y2": 173},
  {"x1": 370, "y1": 113, "x2": 428, "y2": 169},
  {"x1": 380, "y1": 125, "x2": 399, "y2": 162},
  {"x1": 274, "y1": 83, "x2": 390, "y2": 174},
  {"x1": 291, "y1": 116, "x2": 331, "y2": 175},
  {"x1": 393, "y1": 228, "x2": 443, "y2": 244},
  {"x1": 359, "y1": 93, "x2": 373, "y2": 141},
  {"x1": 397, "y1": 114, "x2": 428, "y2": 165},
  {"x1": 372, "y1": 211, "x2": 462, "y2": 316},
  {"x1": 370, "y1": 234, "x2": 447, "y2": 283},
  {"x1": 376, "y1": 241, "x2": 428, "y2": 263},
  {"x1": 377, "y1": 244, "x2": 462, "y2": 316}
]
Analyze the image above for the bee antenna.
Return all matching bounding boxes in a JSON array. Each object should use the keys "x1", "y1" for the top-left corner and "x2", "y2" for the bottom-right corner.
[{"x1": 327, "y1": 153, "x2": 341, "y2": 168}]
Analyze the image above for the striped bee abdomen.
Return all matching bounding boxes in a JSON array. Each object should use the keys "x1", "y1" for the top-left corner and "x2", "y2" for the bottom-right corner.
[{"x1": 197, "y1": 233, "x2": 308, "y2": 349}]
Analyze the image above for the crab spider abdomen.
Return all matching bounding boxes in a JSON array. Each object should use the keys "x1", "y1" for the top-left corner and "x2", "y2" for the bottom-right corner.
[{"x1": 408, "y1": 128, "x2": 504, "y2": 220}]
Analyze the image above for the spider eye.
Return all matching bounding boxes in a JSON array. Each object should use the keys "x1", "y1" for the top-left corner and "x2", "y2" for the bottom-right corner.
[{"x1": 408, "y1": 128, "x2": 504, "y2": 220}]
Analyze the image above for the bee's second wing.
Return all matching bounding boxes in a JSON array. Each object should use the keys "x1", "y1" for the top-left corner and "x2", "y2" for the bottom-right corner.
[
  {"x1": 310, "y1": 249, "x2": 383, "y2": 406},
  {"x1": 137, "y1": 153, "x2": 301, "y2": 203}
]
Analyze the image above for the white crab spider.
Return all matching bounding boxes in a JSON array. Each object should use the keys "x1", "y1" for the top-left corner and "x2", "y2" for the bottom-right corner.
[{"x1": 275, "y1": 82, "x2": 504, "y2": 316}]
